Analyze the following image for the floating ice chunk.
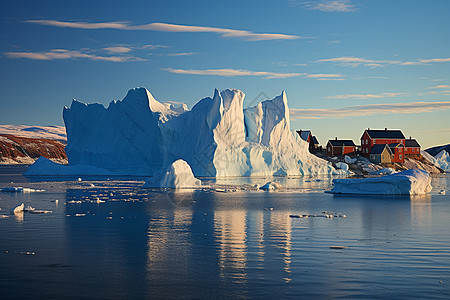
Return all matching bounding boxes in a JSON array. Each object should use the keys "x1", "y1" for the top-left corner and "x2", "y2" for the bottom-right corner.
[
  {"x1": 260, "y1": 181, "x2": 282, "y2": 191},
  {"x1": 328, "y1": 169, "x2": 432, "y2": 195},
  {"x1": 24, "y1": 205, "x2": 35, "y2": 212},
  {"x1": 92, "y1": 198, "x2": 105, "y2": 203},
  {"x1": 11, "y1": 203, "x2": 25, "y2": 213},
  {"x1": 143, "y1": 159, "x2": 201, "y2": 188},
  {"x1": 439, "y1": 190, "x2": 446, "y2": 195},
  {"x1": 0, "y1": 215, "x2": 9, "y2": 218}
]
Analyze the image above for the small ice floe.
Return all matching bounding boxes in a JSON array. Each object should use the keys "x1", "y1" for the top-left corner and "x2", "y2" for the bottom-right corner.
[
  {"x1": 91, "y1": 197, "x2": 105, "y2": 203},
  {"x1": 290, "y1": 211, "x2": 347, "y2": 219},
  {"x1": 0, "y1": 215, "x2": 9, "y2": 218},
  {"x1": 264, "y1": 207, "x2": 274, "y2": 211},
  {"x1": 439, "y1": 190, "x2": 446, "y2": 195},
  {"x1": 260, "y1": 181, "x2": 282, "y2": 191},
  {"x1": 1, "y1": 187, "x2": 44, "y2": 193},
  {"x1": 11, "y1": 203, "x2": 25, "y2": 213},
  {"x1": 75, "y1": 213, "x2": 86, "y2": 217},
  {"x1": 10, "y1": 203, "x2": 52, "y2": 215},
  {"x1": 67, "y1": 200, "x2": 82, "y2": 204},
  {"x1": 77, "y1": 178, "x2": 82, "y2": 182}
]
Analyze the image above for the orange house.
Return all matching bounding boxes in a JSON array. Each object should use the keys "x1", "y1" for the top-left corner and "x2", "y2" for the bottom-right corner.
[{"x1": 389, "y1": 143, "x2": 405, "y2": 163}]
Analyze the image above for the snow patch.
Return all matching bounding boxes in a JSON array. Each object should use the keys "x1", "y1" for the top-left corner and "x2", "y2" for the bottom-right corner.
[{"x1": 328, "y1": 169, "x2": 432, "y2": 195}]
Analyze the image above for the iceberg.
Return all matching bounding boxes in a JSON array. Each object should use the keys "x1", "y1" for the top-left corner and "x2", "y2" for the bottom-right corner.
[
  {"x1": 328, "y1": 169, "x2": 432, "y2": 195},
  {"x1": 143, "y1": 159, "x2": 201, "y2": 188},
  {"x1": 434, "y1": 150, "x2": 450, "y2": 172},
  {"x1": 28, "y1": 87, "x2": 336, "y2": 177}
]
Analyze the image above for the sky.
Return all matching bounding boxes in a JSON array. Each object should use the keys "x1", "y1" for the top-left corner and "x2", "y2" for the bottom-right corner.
[{"x1": 0, "y1": 0, "x2": 449, "y2": 149}]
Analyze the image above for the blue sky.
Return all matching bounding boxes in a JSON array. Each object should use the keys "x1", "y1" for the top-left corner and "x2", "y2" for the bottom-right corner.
[{"x1": 0, "y1": 0, "x2": 449, "y2": 148}]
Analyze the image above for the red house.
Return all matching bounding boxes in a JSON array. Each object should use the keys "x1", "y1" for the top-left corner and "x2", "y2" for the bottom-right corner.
[
  {"x1": 405, "y1": 138, "x2": 421, "y2": 156},
  {"x1": 326, "y1": 138, "x2": 356, "y2": 156},
  {"x1": 360, "y1": 128, "x2": 405, "y2": 158}
]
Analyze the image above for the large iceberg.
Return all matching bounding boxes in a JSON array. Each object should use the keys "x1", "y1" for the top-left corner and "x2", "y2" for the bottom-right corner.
[
  {"x1": 29, "y1": 87, "x2": 336, "y2": 177},
  {"x1": 328, "y1": 169, "x2": 432, "y2": 195}
]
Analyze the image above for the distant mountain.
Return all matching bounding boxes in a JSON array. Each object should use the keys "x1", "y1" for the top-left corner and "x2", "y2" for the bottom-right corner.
[
  {"x1": 0, "y1": 134, "x2": 67, "y2": 165},
  {"x1": 425, "y1": 144, "x2": 450, "y2": 157},
  {"x1": 0, "y1": 125, "x2": 66, "y2": 141}
]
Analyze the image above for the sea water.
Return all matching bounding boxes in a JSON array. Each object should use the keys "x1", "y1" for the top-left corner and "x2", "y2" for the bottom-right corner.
[{"x1": 0, "y1": 165, "x2": 449, "y2": 299}]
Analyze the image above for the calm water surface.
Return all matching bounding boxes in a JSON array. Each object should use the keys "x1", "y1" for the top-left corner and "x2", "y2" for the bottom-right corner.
[{"x1": 0, "y1": 165, "x2": 449, "y2": 299}]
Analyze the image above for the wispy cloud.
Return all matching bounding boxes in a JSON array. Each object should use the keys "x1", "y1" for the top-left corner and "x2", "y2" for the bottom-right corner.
[
  {"x1": 302, "y1": 0, "x2": 357, "y2": 12},
  {"x1": 304, "y1": 73, "x2": 345, "y2": 80},
  {"x1": 4, "y1": 48, "x2": 145, "y2": 62},
  {"x1": 162, "y1": 67, "x2": 344, "y2": 80},
  {"x1": 326, "y1": 92, "x2": 408, "y2": 99},
  {"x1": 27, "y1": 20, "x2": 302, "y2": 41},
  {"x1": 290, "y1": 101, "x2": 450, "y2": 119},
  {"x1": 167, "y1": 52, "x2": 198, "y2": 56},
  {"x1": 426, "y1": 85, "x2": 450, "y2": 89},
  {"x1": 141, "y1": 44, "x2": 170, "y2": 50},
  {"x1": 162, "y1": 68, "x2": 304, "y2": 79},
  {"x1": 317, "y1": 56, "x2": 450, "y2": 67},
  {"x1": 103, "y1": 46, "x2": 133, "y2": 54},
  {"x1": 317, "y1": 56, "x2": 400, "y2": 67}
]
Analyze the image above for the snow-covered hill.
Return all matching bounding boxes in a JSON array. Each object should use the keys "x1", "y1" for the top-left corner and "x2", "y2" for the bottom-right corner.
[
  {"x1": 27, "y1": 87, "x2": 337, "y2": 176},
  {"x1": 0, "y1": 125, "x2": 66, "y2": 141}
]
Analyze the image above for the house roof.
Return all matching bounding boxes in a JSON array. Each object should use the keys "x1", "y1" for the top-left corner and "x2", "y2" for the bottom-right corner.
[
  {"x1": 297, "y1": 130, "x2": 311, "y2": 141},
  {"x1": 312, "y1": 136, "x2": 319, "y2": 145},
  {"x1": 365, "y1": 129, "x2": 405, "y2": 139},
  {"x1": 405, "y1": 139, "x2": 420, "y2": 147},
  {"x1": 371, "y1": 144, "x2": 393, "y2": 155},
  {"x1": 389, "y1": 143, "x2": 404, "y2": 148},
  {"x1": 328, "y1": 139, "x2": 356, "y2": 147}
]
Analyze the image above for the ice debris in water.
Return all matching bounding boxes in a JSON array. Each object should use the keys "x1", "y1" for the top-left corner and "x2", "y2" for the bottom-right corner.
[
  {"x1": 10, "y1": 203, "x2": 51, "y2": 214},
  {"x1": 1, "y1": 187, "x2": 45, "y2": 193},
  {"x1": 289, "y1": 211, "x2": 347, "y2": 219}
]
